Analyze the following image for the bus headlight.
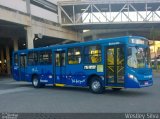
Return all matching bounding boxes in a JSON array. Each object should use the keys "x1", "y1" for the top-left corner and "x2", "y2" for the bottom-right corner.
[
  {"x1": 128, "y1": 74, "x2": 134, "y2": 79},
  {"x1": 128, "y1": 74, "x2": 138, "y2": 83}
]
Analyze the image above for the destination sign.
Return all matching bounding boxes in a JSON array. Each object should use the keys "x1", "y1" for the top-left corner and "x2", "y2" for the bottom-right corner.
[{"x1": 129, "y1": 38, "x2": 148, "y2": 45}]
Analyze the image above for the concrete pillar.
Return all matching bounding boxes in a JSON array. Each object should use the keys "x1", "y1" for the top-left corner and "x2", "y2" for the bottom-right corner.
[
  {"x1": 26, "y1": 26, "x2": 34, "y2": 49},
  {"x1": 13, "y1": 37, "x2": 18, "y2": 51},
  {"x1": 0, "y1": 48, "x2": 5, "y2": 74},
  {"x1": 78, "y1": 31, "x2": 84, "y2": 42},
  {"x1": 58, "y1": 4, "x2": 62, "y2": 24},
  {"x1": 26, "y1": 0, "x2": 31, "y2": 14},
  {"x1": 6, "y1": 46, "x2": 11, "y2": 75},
  {"x1": 92, "y1": 30, "x2": 97, "y2": 40}
]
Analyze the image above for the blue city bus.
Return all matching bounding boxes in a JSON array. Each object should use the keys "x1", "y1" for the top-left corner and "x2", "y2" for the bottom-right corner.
[{"x1": 12, "y1": 36, "x2": 153, "y2": 93}]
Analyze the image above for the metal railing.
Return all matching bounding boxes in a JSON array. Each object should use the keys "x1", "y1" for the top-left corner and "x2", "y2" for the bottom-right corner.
[{"x1": 58, "y1": 0, "x2": 160, "y2": 26}]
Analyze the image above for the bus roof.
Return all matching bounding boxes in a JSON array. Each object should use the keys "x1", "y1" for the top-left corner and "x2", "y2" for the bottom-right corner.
[{"x1": 15, "y1": 36, "x2": 147, "y2": 53}]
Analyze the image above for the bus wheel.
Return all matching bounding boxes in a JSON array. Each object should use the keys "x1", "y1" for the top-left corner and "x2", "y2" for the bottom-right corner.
[
  {"x1": 89, "y1": 76, "x2": 104, "y2": 94},
  {"x1": 112, "y1": 88, "x2": 122, "y2": 91},
  {"x1": 32, "y1": 75, "x2": 41, "y2": 88}
]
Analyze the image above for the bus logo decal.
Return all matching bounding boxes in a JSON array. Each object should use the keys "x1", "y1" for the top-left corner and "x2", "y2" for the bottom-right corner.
[
  {"x1": 32, "y1": 67, "x2": 38, "y2": 72},
  {"x1": 56, "y1": 48, "x2": 63, "y2": 51},
  {"x1": 84, "y1": 65, "x2": 96, "y2": 70},
  {"x1": 40, "y1": 80, "x2": 48, "y2": 83},
  {"x1": 71, "y1": 79, "x2": 85, "y2": 84},
  {"x1": 109, "y1": 42, "x2": 120, "y2": 45}
]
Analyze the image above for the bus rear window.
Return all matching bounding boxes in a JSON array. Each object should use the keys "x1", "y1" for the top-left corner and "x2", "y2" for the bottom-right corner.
[{"x1": 84, "y1": 45, "x2": 102, "y2": 64}]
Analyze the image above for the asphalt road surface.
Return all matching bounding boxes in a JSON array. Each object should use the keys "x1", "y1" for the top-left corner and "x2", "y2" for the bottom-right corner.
[{"x1": 0, "y1": 76, "x2": 159, "y2": 113}]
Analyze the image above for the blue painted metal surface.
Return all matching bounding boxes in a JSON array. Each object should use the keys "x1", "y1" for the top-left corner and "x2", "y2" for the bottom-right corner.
[{"x1": 12, "y1": 36, "x2": 153, "y2": 89}]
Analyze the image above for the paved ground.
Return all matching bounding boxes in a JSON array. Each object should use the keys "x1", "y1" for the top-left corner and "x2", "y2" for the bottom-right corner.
[{"x1": 0, "y1": 75, "x2": 159, "y2": 113}]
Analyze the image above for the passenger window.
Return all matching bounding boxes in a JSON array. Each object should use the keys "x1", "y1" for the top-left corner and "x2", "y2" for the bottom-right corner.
[
  {"x1": 14, "y1": 53, "x2": 18, "y2": 66},
  {"x1": 28, "y1": 52, "x2": 38, "y2": 65},
  {"x1": 68, "y1": 47, "x2": 81, "y2": 64},
  {"x1": 39, "y1": 50, "x2": 52, "y2": 65},
  {"x1": 84, "y1": 45, "x2": 102, "y2": 63}
]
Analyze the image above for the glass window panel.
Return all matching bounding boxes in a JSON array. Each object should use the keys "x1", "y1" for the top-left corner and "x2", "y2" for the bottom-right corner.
[
  {"x1": 14, "y1": 54, "x2": 18, "y2": 66},
  {"x1": 84, "y1": 45, "x2": 101, "y2": 64},
  {"x1": 107, "y1": 48, "x2": 114, "y2": 65},
  {"x1": 107, "y1": 66, "x2": 115, "y2": 83},
  {"x1": 39, "y1": 50, "x2": 52, "y2": 65},
  {"x1": 68, "y1": 47, "x2": 81, "y2": 64},
  {"x1": 117, "y1": 48, "x2": 124, "y2": 65}
]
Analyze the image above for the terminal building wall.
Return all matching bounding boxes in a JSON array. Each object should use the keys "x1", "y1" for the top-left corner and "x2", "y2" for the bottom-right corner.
[{"x1": 0, "y1": 0, "x2": 58, "y2": 23}]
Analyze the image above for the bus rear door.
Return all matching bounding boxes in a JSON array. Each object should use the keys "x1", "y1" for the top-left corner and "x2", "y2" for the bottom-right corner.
[
  {"x1": 19, "y1": 53, "x2": 27, "y2": 81},
  {"x1": 13, "y1": 53, "x2": 20, "y2": 81},
  {"x1": 106, "y1": 44, "x2": 125, "y2": 87},
  {"x1": 54, "y1": 51, "x2": 66, "y2": 84}
]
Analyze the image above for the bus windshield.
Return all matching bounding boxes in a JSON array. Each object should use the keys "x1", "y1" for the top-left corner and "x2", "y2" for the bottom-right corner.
[{"x1": 127, "y1": 46, "x2": 149, "y2": 68}]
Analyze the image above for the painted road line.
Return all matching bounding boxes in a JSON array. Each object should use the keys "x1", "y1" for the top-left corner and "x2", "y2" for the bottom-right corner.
[{"x1": 0, "y1": 87, "x2": 32, "y2": 95}]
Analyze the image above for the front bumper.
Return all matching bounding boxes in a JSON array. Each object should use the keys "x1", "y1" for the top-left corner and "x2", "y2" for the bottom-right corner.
[
  {"x1": 138, "y1": 79, "x2": 153, "y2": 87},
  {"x1": 125, "y1": 77, "x2": 153, "y2": 88}
]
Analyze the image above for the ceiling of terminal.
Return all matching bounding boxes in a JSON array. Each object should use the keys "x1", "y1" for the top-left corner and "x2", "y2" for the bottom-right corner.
[
  {"x1": 0, "y1": 20, "x2": 26, "y2": 49},
  {"x1": 34, "y1": 36, "x2": 72, "y2": 48}
]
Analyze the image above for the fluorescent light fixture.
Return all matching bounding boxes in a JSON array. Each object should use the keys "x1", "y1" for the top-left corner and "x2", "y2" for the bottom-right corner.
[{"x1": 81, "y1": 9, "x2": 86, "y2": 11}]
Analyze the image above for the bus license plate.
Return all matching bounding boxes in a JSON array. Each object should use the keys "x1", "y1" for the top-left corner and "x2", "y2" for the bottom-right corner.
[{"x1": 145, "y1": 81, "x2": 148, "y2": 85}]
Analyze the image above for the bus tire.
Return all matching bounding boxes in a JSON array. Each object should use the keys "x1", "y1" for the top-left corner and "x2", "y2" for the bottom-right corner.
[
  {"x1": 89, "y1": 76, "x2": 104, "y2": 94},
  {"x1": 112, "y1": 88, "x2": 122, "y2": 91},
  {"x1": 32, "y1": 75, "x2": 41, "y2": 88}
]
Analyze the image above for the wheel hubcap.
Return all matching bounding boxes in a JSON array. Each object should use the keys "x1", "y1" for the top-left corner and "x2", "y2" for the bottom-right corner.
[
  {"x1": 92, "y1": 81, "x2": 100, "y2": 91},
  {"x1": 33, "y1": 78, "x2": 38, "y2": 86}
]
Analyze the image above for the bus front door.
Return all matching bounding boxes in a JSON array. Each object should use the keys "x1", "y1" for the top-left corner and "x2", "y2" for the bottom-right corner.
[
  {"x1": 19, "y1": 54, "x2": 27, "y2": 81},
  {"x1": 54, "y1": 51, "x2": 66, "y2": 84},
  {"x1": 106, "y1": 45, "x2": 125, "y2": 87}
]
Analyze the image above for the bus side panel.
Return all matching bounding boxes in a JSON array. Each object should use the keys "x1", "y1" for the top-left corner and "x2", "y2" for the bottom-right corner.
[
  {"x1": 12, "y1": 65, "x2": 20, "y2": 81},
  {"x1": 26, "y1": 65, "x2": 53, "y2": 84},
  {"x1": 65, "y1": 65, "x2": 87, "y2": 86},
  {"x1": 65, "y1": 65, "x2": 105, "y2": 87},
  {"x1": 25, "y1": 66, "x2": 37, "y2": 82},
  {"x1": 39, "y1": 65, "x2": 53, "y2": 84}
]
